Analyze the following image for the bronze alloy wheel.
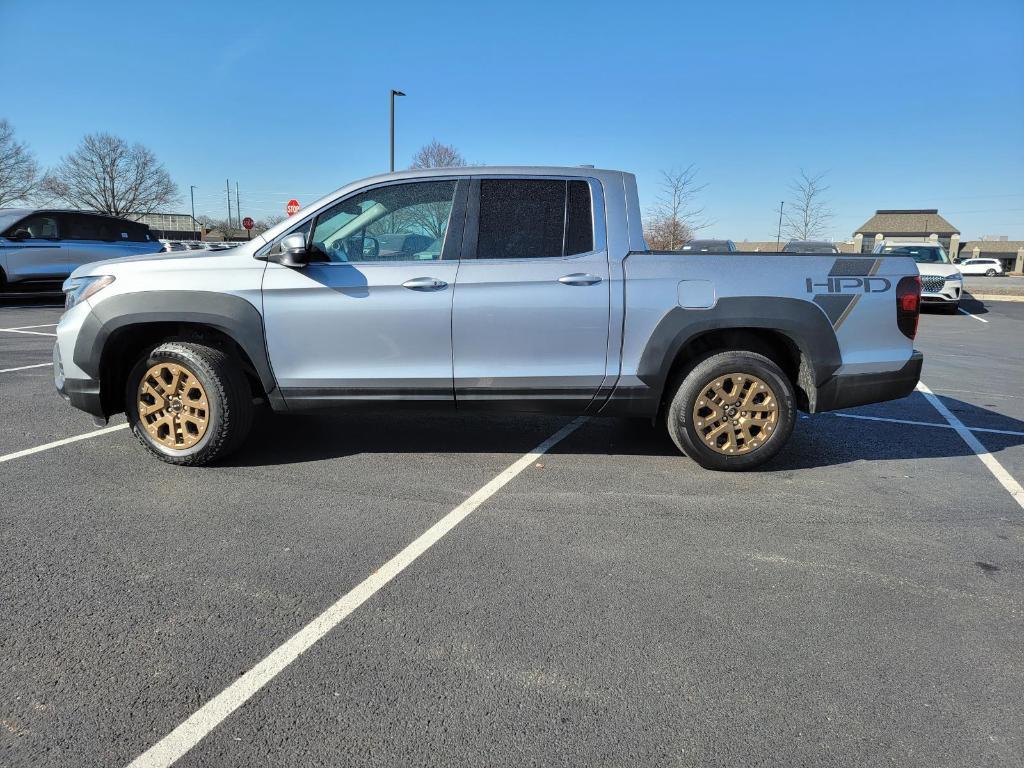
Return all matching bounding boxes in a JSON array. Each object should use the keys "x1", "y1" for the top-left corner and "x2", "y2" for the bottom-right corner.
[
  {"x1": 137, "y1": 361, "x2": 210, "y2": 450},
  {"x1": 691, "y1": 372, "x2": 779, "y2": 455}
]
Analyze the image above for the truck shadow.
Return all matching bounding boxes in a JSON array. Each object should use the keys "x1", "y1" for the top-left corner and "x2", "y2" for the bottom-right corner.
[{"x1": 225, "y1": 392, "x2": 1024, "y2": 471}]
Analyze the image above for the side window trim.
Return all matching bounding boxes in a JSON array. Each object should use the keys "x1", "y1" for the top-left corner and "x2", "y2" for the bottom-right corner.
[{"x1": 461, "y1": 175, "x2": 605, "y2": 262}]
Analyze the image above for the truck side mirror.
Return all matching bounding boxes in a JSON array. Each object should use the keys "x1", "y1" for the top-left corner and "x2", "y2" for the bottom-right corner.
[{"x1": 272, "y1": 233, "x2": 310, "y2": 268}]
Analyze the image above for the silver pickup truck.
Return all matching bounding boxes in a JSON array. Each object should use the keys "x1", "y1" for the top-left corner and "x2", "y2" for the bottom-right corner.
[{"x1": 54, "y1": 166, "x2": 923, "y2": 471}]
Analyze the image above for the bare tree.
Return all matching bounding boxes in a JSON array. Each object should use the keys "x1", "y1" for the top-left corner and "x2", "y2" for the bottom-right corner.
[
  {"x1": 782, "y1": 169, "x2": 832, "y2": 241},
  {"x1": 643, "y1": 165, "x2": 709, "y2": 250},
  {"x1": 41, "y1": 132, "x2": 178, "y2": 216},
  {"x1": 250, "y1": 214, "x2": 285, "y2": 235},
  {"x1": 409, "y1": 139, "x2": 466, "y2": 169},
  {"x1": 0, "y1": 119, "x2": 41, "y2": 207}
]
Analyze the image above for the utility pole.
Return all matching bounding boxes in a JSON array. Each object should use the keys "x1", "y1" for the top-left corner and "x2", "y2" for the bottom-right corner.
[
  {"x1": 190, "y1": 185, "x2": 197, "y2": 239},
  {"x1": 235, "y1": 182, "x2": 241, "y2": 234},
  {"x1": 776, "y1": 201, "x2": 785, "y2": 251},
  {"x1": 226, "y1": 179, "x2": 232, "y2": 231},
  {"x1": 389, "y1": 89, "x2": 405, "y2": 172}
]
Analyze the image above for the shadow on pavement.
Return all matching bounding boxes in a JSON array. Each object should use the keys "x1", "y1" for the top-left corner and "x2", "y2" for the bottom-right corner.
[{"x1": 224, "y1": 392, "x2": 1024, "y2": 471}]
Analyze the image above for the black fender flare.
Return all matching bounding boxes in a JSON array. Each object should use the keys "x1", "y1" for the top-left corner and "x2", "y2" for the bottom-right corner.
[
  {"x1": 73, "y1": 291, "x2": 277, "y2": 394},
  {"x1": 635, "y1": 296, "x2": 842, "y2": 409}
]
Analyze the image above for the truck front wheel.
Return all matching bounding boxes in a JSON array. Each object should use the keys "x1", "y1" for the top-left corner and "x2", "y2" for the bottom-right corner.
[
  {"x1": 666, "y1": 351, "x2": 796, "y2": 471},
  {"x1": 125, "y1": 341, "x2": 254, "y2": 466}
]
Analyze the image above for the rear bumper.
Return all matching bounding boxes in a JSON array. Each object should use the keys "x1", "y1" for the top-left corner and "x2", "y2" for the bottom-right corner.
[{"x1": 813, "y1": 351, "x2": 923, "y2": 412}]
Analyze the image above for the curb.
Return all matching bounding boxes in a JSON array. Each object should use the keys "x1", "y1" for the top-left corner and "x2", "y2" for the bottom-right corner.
[{"x1": 967, "y1": 293, "x2": 1024, "y2": 303}]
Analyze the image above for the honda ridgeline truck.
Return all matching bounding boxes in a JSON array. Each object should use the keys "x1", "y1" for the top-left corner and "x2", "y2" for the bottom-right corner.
[{"x1": 54, "y1": 167, "x2": 924, "y2": 471}]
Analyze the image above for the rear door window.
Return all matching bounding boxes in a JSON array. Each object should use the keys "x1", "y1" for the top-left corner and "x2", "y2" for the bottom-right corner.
[{"x1": 476, "y1": 178, "x2": 595, "y2": 259}]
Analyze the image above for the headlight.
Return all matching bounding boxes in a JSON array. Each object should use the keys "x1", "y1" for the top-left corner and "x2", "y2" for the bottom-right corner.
[
  {"x1": 946, "y1": 272, "x2": 963, "y2": 282},
  {"x1": 63, "y1": 275, "x2": 115, "y2": 309}
]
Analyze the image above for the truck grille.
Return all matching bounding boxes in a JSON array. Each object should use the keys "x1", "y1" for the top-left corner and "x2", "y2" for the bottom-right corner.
[{"x1": 921, "y1": 275, "x2": 946, "y2": 293}]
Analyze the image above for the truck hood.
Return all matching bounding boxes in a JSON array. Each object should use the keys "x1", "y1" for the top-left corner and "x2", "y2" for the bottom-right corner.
[
  {"x1": 916, "y1": 262, "x2": 961, "y2": 279},
  {"x1": 69, "y1": 238, "x2": 267, "y2": 279}
]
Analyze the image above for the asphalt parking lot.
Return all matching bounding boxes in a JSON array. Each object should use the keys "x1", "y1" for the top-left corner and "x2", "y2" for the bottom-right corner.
[{"x1": 2, "y1": 296, "x2": 1023, "y2": 767}]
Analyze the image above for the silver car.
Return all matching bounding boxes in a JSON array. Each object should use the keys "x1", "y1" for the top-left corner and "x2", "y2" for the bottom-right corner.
[{"x1": 0, "y1": 208, "x2": 162, "y2": 288}]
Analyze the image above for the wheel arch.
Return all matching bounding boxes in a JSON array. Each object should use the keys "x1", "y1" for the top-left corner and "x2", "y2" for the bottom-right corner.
[
  {"x1": 634, "y1": 297, "x2": 842, "y2": 415},
  {"x1": 73, "y1": 291, "x2": 277, "y2": 418}
]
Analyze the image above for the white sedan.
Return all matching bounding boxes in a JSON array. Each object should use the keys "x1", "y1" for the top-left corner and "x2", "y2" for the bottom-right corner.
[{"x1": 958, "y1": 258, "x2": 1005, "y2": 277}]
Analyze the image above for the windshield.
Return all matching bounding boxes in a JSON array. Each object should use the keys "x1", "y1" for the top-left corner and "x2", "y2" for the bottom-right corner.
[{"x1": 882, "y1": 245, "x2": 949, "y2": 264}]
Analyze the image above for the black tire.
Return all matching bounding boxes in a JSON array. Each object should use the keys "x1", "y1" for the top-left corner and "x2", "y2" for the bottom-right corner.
[
  {"x1": 942, "y1": 301, "x2": 960, "y2": 314},
  {"x1": 125, "y1": 341, "x2": 253, "y2": 466},
  {"x1": 665, "y1": 351, "x2": 796, "y2": 471},
  {"x1": 985, "y1": 268, "x2": 997, "y2": 277}
]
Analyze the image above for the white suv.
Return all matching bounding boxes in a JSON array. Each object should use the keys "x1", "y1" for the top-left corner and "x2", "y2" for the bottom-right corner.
[
  {"x1": 875, "y1": 240, "x2": 962, "y2": 313},
  {"x1": 958, "y1": 257, "x2": 1005, "y2": 277}
]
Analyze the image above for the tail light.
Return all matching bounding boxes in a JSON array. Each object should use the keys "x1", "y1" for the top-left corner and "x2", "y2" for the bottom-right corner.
[{"x1": 896, "y1": 275, "x2": 922, "y2": 339}]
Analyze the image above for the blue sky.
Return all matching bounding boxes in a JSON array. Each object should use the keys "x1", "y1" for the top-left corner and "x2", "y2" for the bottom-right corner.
[{"x1": 3, "y1": 0, "x2": 1022, "y2": 240}]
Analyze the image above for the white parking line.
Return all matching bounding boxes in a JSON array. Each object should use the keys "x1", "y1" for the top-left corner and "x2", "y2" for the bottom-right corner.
[
  {"x1": 917, "y1": 382, "x2": 1024, "y2": 509},
  {"x1": 0, "y1": 424, "x2": 128, "y2": 464},
  {"x1": 0, "y1": 362, "x2": 52, "y2": 374},
  {"x1": 6, "y1": 323, "x2": 59, "y2": 330},
  {"x1": 125, "y1": 416, "x2": 587, "y2": 768},
  {"x1": 0, "y1": 327, "x2": 58, "y2": 337},
  {"x1": 958, "y1": 307, "x2": 989, "y2": 323},
  {"x1": 832, "y1": 412, "x2": 1024, "y2": 437}
]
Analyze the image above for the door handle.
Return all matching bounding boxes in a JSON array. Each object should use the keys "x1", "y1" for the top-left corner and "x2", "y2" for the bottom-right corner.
[
  {"x1": 558, "y1": 273, "x2": 602, "y2": 286},
  {"x1": 402, "y1": 276, "x2": 448, "y2": 291}
]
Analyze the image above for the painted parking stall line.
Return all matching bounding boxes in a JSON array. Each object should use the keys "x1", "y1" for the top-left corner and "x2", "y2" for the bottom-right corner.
[
  {"x1": 0, "y1": 362, "x2": 53, "y2": 374},
  {"x1": 832, "y1": 412, "x2": 1024, "y2": 437},
  {"x1": 0, "y1": 327, "x2": 58, "y2": 337},
  {"x1": 0, "y1": 424, "x2": 129, "y2": 464},
  {"x1": 917, "y1": 382, "x2": 1024, "y2": 509},
  {"x1": 125, "y1": 416, "x2": 587, "y2": 768},
  {"x1": 957, "y1": 307, "x2": 989, "y2": 323}
]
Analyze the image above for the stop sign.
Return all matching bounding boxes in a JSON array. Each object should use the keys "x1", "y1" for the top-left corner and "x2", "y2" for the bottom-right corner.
[
  {"x1": 286, "y1": 199, "x2": 301, "y2": 216},
  {"x1": 242, "y1": 216, "x2": 254, "y2": 230}
]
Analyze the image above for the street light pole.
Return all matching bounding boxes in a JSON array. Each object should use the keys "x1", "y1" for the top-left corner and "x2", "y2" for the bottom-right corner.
[
  {"x1": 190, "y1": 185, "x2": 197, "y2": 239},
  {"x1": 776, "y1": 201, "x2": 785, "y2": 251},
  {"x1": 389, "y1": 89, "x2": 405, "y2": 172}
]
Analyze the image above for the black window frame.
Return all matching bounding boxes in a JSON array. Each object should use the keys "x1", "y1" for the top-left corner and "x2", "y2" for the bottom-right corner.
[{"x1": 461, "y1": 176, "x2": 598, "y2": 261}]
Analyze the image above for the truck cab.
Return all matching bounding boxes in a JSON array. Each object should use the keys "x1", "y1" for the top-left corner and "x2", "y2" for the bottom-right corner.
[{"x1": 54, "y1": 167, "x2": 923, "y2": 471}]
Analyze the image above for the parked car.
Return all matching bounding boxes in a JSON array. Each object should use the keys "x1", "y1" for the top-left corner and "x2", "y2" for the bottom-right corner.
[
  {"x1": 158, "y1": 239, "x2": 187, "y2": 253},
  {"x1": 873, "y1": 240, "x2": 962, "y2": 312},
  {"x1": 958, "y1": 257, "x2": 1005, "y2": 277},
  {"x1": 55, "y1": 166, "x2": 922, "y2": 471},
  {"x1": 0, "y1": 209, "x2": 160, "y2": 288},
  {"x1": 783, "y1": 240, "x2": 840, "y2": 254},
  {"x1": 681, "y1": 239, "x2": 736, "y2": 253}
]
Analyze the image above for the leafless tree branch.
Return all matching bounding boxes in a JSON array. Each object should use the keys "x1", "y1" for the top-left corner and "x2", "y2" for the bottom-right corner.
[
  {"x1": 783, "y1": 169, "x2": 832, "y2": 241},
  {"x1": 0, "y1": 119, "x2": 41, "y2": 207},
  {"x1": 409, "y1": 139, "x2": 467, "y2": 170},
  {"x1": 643, "y1": 165, "x2": 711, "y2": 250},
  {"x1": 41, "y1": 132, "x2": 178, "y2": 216}
]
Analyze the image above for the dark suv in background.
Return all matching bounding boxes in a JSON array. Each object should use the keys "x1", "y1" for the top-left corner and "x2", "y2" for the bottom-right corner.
[{"x1": 0, "y1": 209, "x2": 161, "y2": 288}]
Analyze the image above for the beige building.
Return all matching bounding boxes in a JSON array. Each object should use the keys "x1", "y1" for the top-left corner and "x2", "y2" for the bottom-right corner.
[{"x1": 852, "y1": 209, "x2": 960, "y2": 256}]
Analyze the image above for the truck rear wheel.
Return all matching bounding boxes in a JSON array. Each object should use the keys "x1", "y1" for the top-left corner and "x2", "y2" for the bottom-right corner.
[
  {"x1": 125, "y1": 341, "x2": 253, "y2": 466},
  {"x1": 666, "y1": 351, "x2": 796, "y2": 471}
]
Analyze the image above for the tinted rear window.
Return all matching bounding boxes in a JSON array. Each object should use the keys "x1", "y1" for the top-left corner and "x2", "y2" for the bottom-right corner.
[{"x1": 477, "y1": 179, "x2": 594, "y2": 259}]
